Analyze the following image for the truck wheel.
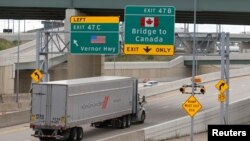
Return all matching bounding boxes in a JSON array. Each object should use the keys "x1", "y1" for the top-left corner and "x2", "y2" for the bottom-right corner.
[
  {"x1": 121, "y1": 116, "x2": 126, "y2": 129},
  {"x1": 126, "y1": 115, "x2": 131, "y2": 127},
  {"x1": 68, "y1": 128, "x2": 77, "y2": 141},
  {"x1": 77, "y1": 127, "x2": 83, "y2": 140},
  {"x1": 140, "y1": 111, "x2": 146, "y2": 123}
]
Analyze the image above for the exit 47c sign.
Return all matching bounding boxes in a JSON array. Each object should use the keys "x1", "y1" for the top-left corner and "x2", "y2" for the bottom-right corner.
[
  {"x1": 124, "y1": 6, "x2": 175, "y2": 56},
  {"x1": 70, "y1": 16, "x2": 119, "y2": 55}
]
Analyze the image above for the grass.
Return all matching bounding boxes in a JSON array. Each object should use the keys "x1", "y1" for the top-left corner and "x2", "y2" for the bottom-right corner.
[
  {"x1": 0, "y1": 38, "x2": 13, "y2": 50},
  {"x1": 0, "y1": 38, "x2": 23, "y2": 51}
]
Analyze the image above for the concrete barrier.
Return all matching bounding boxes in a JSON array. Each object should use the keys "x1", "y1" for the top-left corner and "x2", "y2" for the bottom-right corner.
[
  {"x1": 0, "y1": 110, "x2": 30, "y2": 128},
  {"x1": 0, "y1": 102, "x2": 30, "y2": 112},
  {"x1": 0, "y1": 93, "x2": 31, "y2": 103}
]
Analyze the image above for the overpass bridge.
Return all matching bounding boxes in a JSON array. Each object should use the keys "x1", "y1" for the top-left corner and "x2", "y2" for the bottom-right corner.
[
  {"x1": 1, "y1": 31, "x2": 250, "y2": 69},
  {"x1": 1, "y1": 0, "x2": 250, "y2": 25},
  {"x1": 183, "y1": 53, "x2": 250, "y2": 66}
]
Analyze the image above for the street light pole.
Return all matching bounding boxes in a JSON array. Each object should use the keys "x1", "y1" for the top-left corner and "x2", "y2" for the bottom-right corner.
[
  {"x1": 191, "y1": 0, "x2": 197, "y2": 141},
  {"x1": 16, "y1": 20, "x2": 20, "y2": 103}
]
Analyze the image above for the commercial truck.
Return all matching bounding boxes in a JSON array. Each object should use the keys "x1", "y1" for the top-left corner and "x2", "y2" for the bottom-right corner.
[{"x1": 30, "y1": 76, "x2": 146, "y2": 141}]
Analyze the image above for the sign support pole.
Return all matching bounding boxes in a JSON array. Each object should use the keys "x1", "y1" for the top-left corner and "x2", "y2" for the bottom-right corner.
[
  {"x1": 113, "y1": 55, "x2": 116, "y2": 76},
  {"x1": 190, "y1": 0, "x2": 197, "y2": 141},
  {"x1": 220, "y1": 32, "x2": 230, "y2": 124},
  {"x1": 16, "y1": 20, "x2": 20, "y2": 103},
  {"x1": 36, "y1": 31, "x2": 41, "y2": 69},
  {"x1": 225, "y1": 33, "x2": 230, "y2": 124},
  {"x1": 44, "y1": 32, "x2": 49, "y2": 82},
  {"x1": 220, "y1": 32, "x2": 226, "y2": 124}
]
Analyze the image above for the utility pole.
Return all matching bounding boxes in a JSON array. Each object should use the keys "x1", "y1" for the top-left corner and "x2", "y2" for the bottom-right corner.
[{"x1": 190, "y1": 0, "x2": 197, "y2": 141}]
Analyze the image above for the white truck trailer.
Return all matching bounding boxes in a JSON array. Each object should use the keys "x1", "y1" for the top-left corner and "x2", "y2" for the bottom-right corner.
[{"x1": 30, "y1": 76, "x2": 146, "y2": 141}]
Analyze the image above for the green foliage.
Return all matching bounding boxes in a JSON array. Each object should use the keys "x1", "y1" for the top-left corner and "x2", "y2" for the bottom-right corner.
[
  {"x1": 12, "y1": 40, "x2": 22, "y2": 46},
  {"x1": 0, "y1": 39, "x2": 22, "y2": 51},
  {"x1": 0, "y1": 38, "x2": 13, "y2": 50}
]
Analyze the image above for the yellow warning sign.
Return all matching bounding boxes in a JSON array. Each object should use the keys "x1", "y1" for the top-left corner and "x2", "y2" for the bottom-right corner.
[
  {"x1": 123, "y1": 44, "x2": 174, "y2": 55},
  {"x1": 30, "y1": 69, "x2": 43, "y2": 83},
  {"x1": 182, "y1": 95, "x2": 202, "y2": 117},
  {"x1": 70, "y1": 16, "x2": 119, "y2": 23},
  {"x1": 218, "y1": 93, "x2": 226, "y2": 102},
  {"x1": 215, "y1": 80, "x2": 229, "y2": 93}
]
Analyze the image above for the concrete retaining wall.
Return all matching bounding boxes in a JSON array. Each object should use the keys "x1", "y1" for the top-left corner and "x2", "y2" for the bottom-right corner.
[{"x1": 105, "y1": 56, "x2": 190, "y2": 82}]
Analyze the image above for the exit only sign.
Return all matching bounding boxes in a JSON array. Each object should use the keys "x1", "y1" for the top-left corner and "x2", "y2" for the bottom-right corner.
[{"x1": 124, "y1": 6, "x2": 175, "y2": 56}]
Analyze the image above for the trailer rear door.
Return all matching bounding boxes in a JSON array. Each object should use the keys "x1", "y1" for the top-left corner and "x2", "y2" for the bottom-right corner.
[
  {"x1": 31, "y1": 84, "x2": 48, "y2": 126},
  {"x1": 31, "y1": 84, "x2": 67, "y2": 128},
  {"x1": 50, "y1": 85, "x2": 67, "y2": 127}
]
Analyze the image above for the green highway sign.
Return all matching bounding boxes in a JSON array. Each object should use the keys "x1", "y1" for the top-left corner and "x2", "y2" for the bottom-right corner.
[
  {"x1": 70, "y1": 16, "x2": 120, "y2": 55},
  {"x1": 124, "y1": 6, "x2": 175, "y2": 56}
]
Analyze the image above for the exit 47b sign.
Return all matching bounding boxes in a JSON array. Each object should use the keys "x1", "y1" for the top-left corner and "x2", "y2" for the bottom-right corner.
[{"x1": 124, "y1": 6, "x2": 175, "y2": 56}]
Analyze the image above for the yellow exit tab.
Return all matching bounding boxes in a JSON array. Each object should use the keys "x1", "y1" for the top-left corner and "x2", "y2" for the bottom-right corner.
[
  {"x1": 124, "y1": 44, "x2": 174, "y2": 56},
  {"x1": 70, "y1": 16, "x2": 119, "y2": 23}
]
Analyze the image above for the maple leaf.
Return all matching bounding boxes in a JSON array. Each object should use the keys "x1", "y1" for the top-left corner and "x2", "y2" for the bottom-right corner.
[{"x1": 146, "y1": 18, "x2": 153, "y2": 25}]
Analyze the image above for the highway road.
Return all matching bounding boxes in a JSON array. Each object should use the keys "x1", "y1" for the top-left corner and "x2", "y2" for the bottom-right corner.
[{"x1": 0, "y1": 75, "x2": 250, "y2": 141}]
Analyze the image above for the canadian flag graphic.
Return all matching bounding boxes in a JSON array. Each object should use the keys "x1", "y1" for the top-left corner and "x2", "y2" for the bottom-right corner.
[{"x1": 140, "y1": 17, "x2": 159, "y2": 27}]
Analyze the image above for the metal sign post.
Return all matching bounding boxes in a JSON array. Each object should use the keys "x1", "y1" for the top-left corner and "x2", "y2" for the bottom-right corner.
[
  {"x1": 220, "y1": 32, "x2": 225, "y2": 124},
  {"x1": 225, "y1": 33, "x2": 230, "y2": 124},
  {"x1": 16, "y1": 20, "x2": 20, "y2": 103},
  {"x1": 219, "y1": 32, "x2": 230, "y2": 124},
  {"x1": 190, "y1": 0, "x2": 197, "y2": 140}
]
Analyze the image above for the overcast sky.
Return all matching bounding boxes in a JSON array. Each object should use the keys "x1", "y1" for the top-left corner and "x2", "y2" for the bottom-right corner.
[
  {"x1": 0, "y1": 20, "x2": 43, "y2": 33},
  {"x1": 0, "y1": 19, "x2": 250, "y2": 34}
]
